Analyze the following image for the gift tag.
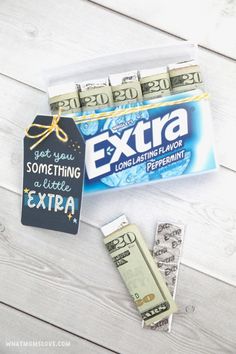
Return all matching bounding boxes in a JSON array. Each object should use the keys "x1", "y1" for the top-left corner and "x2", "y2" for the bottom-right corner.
[{"x1": 21, "y1": 114, "x2": 85, "y2": 234}]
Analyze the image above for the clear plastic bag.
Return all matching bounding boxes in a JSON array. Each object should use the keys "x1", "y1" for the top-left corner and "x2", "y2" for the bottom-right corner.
[{"x1": 44, "y1": 42, "x2": 217, "y2": 194}]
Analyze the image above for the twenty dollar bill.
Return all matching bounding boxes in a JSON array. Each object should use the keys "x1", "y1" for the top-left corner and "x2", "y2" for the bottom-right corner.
[
  {"x1": 169, "y1": 60, "x2": 202, "y2": 93},
  {"x1": 110, "y1": 71, "x2": 143, "y2": 105},
  {"x1": 48, "y1": 83, "x2": 80, "y2": 115},
  {"x1": 79, "y1": 77, "x2": 113, "y2": 110},
  {"x1": 140, "y1": 67, "x2": 171, "y2": 99}
]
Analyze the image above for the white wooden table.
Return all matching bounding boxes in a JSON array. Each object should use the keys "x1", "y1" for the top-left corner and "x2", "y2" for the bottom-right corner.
[{"x1": 0, "y1": 1, "x2": 236, "y2": 353}]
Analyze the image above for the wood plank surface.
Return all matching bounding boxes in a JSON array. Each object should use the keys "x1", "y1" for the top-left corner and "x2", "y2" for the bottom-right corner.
[
  {"x1": 89, "y1": 0, "x2": 236, "y2": 59},
  {"x1": 0, "y1": 0, "x2": 235, "y2": 353},
  {"x1": 0, "y1": 0, "x2": 176, "y2": 90},
  {"x1": 0, "y1": 303, "x2": 112, "y2": 354},
  {"x1": 0, "y1": 188, "x2": 235, "y2": 354},
  {"x1": 0, "y1": 0, "x2": 235, "y2": 88}
]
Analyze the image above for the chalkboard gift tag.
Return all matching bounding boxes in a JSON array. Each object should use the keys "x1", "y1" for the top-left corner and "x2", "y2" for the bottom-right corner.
[{"x1": 21, "y1": 114, "x2": 85, "y2": 235}]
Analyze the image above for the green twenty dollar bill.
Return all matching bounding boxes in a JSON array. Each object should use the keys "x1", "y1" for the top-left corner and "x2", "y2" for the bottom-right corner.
[
  {"x1": 79, "y1": 78, "x2": 113, "y2": 110},
  {"x1": 169, "y1": 60, "x2": 203, "y2": 93},
  {"x1": 110, "y1": 70, "x2": 143, "y2": 105},
  {"x1": 140, "y1": 67, "x2": 171, "y2": 99},
  {"x1": 48, "y1": 83, "x2": 81, "y2": 115}
]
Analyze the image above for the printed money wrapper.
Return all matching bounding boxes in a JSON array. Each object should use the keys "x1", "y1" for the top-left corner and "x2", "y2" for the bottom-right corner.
[
  {"x1": 101, "y1": 215, "x2": 177, "y2": 326},
  {"x1": 142, "y1": 222, "x2": 184, "y2": 331}
]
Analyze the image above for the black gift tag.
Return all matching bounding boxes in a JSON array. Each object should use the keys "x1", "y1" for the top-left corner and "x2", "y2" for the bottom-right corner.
[{"x1": 21, "y1": 115, "x2": 85, "y2": 235}]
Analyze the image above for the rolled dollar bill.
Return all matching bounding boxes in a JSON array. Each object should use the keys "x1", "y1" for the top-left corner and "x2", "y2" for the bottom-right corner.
[
  {"x1": 79, "y1": 77, "x2": 113, "y2": 110},
  {"x1": 140, "y1": 67, "x2": 171, "y2": 99},
  {"x1": 101, "y1": 215, "x2": 177, "y2": 326},
  {"x1": 168, "y1": 60, "x2": 203, "y2": 93},
  {"x1": 48, "y1": 82, "x2": 80, "y2": 115},
  {"x1": 109, "y1": 70, "x2": 143, "y2": 105}
]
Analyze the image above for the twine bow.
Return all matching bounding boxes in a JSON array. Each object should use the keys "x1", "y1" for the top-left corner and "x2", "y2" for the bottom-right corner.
[{"x1": 25, "y1": 109, "x2": 68, "y2": 150}]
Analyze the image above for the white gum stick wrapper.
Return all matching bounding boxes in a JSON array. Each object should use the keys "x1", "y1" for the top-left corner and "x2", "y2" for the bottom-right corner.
[{"x1": 142, "y1": 222, "x2": 184, "y2": 332}]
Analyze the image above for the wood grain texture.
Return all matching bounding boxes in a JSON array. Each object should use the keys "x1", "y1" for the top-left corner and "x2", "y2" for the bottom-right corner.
[
  {"x1": 0, "y1": 0, "x2": 177, "y2": 90},
  {"x1": 0, "y1": 0, "x2": 235, "y2": 88},
  {"x1": 0, "y1": 188, "x2": 235, "y2": 354},
  {"x1": 89, "y1": 0, "x2": 236, "y2": 59},
  {"x1": 0, "y1": 303, "x2": 111, "y2": 354},
  {"x1": 0, "y1": 1, "x2": 235, "y2": 352}
]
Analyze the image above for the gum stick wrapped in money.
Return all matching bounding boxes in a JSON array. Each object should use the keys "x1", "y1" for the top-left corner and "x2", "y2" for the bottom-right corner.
[
  {"x1": 168, "y1": 60, "x2": 203, "y2": 94},
  {"x1": 109, "y1": 70, "x2": 143, "y2": 105},
  {"x1": 79, "y1": 77, "x2": 113, "y2": 111},
  {"x1": 48, "y1": 82, "x2": 80, "y2": 116},
  {"x1": 140, "y1": 67, "x2": 171, "y2": 99}
]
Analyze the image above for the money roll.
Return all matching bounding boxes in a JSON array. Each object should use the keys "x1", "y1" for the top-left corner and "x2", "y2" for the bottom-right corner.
[
  {"x1": 48, "y1": 82, "x2": 81, "y2": 115},
  {"x1": 168, "y1": 60, "x2": 203, "y2": 94},
  {"x1": 79, "y1": 78, "x2": 113, "y2": 110},
  {"x1": 140, "y1": 67, "x2": 171, "y2": 100},
  {"x1": 109, "y1": 70, "x2": 143, "y2": 105}
]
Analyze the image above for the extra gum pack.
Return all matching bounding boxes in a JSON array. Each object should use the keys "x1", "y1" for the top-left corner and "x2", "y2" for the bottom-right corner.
[{"x1": 46, "y1": 42, "x2": 218, "y2": 193}]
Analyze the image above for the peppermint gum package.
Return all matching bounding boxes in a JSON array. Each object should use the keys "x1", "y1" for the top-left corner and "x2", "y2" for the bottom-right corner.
[{"x1": 46, "y1": 42, "x2": 217, "y2": 194}]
